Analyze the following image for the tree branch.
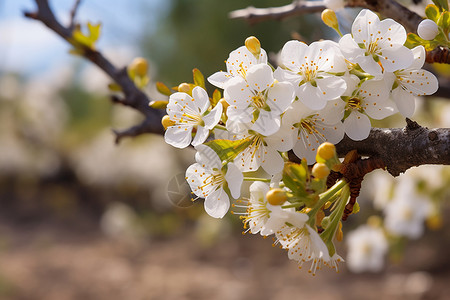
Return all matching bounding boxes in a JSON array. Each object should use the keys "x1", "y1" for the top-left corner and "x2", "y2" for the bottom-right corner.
[
  {"x1": 335, "y1": 119, "x2": 450, "y2": 176},
  {"x1": 229, "y1": 0, "x2": 326, "y2": 25},
  {"x1": 24, "y1": 0, "x2": 165, "y2": 142},
  {"x1": 230, "y1": 0, "x2": 423, "y2": 34}
]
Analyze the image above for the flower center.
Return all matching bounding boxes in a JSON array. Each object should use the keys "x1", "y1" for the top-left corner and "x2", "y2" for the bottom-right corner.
[
  {"x1": 198, "y1": 172, "x2": 225, "y2": 194},
  {"x1": 300, "y1": 118, "x2": 317, "y2": 135},
  {"x1": 251, "y1": 92, "x2": 266, "y2": 109},
  {"x1": 346, "y1": 97, "x2": 363, "y2": 110},
  {"x1": 299, "y1": 62, "x2": 318, "y2": 82}
]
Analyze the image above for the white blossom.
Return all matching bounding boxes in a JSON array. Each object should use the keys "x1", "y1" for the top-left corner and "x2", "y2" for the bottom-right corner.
[
  {"x1": 282, "y1": 100, "x2": 344, "y2": 163},
  {"x1": 275, "y1": 40, "x2": 347, "y2": 110},
  {"x1": 384, "y1": 176, "x2": 432, "y2": 239},
  {"x1": 388, "y1": 46, "x2": 439, "y2": 117},
  {"x1": 208, "y1": 45, "x2": 267, "y2": 89},
  {"x1": 186, "y1": 145, "x2": 243, "y2": 218},
  {"x1": 225, "y1": 64, "x2": 294, "y2": 136},
  {"x1": 339, "y1": 9, "x2": 413, "y2": 75},
  {"x1": 165, "y1": 86, "x2": 222, "y2": 148},
  {"x1": 346, "y1": 225, "x2": 388, "y2": 273}
]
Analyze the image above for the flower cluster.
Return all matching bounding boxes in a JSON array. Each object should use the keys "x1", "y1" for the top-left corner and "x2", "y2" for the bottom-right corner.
[{"x1": 160, "y1": 9, "x2": 439, "y2": 275}]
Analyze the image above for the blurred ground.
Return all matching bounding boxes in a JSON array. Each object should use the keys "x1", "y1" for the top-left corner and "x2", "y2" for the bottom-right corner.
[{"x1": 0, "y1": 213, "x2": 449, "y2": 300}]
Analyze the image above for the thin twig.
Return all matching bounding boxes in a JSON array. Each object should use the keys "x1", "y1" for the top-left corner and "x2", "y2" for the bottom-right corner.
[
  {"x1": 230, "y1": 0, "x2": 423, "y2": 34},
  {"x1": 69, "y1": 0, "x2": 83, "y2": 29}
]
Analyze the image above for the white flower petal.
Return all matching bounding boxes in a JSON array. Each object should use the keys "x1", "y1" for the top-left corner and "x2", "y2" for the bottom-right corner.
[
  {"x1": 392, "y1": 87, "x2": 415, "y2": 118},
  {"x1": 409, "y1": 46, "x2": 426, "y2": 70},
  {"x1": 207, "y1": 71, "x2": 230, "y2": 89},
  {"x1": 344, "y1": 111, "x2": 371, "y2": 141},
  {"x1": 191, "y1": 125, "x2": 210, "y2": 147},
  {"x1": 225, "y1": 163, "x2": 243, "y2": 199},
  {"x1": 356, "y1": 55, "x2": 383, "y2": 75},
  {"x1": 379, "y1": 46, "x2": 414, "y2": 73},
  {"x1": 224, "y1": 77, "x2": 253, "y2": 109},
  {"x1": 252, "y1": 111, "x2": 281, "y2": 136},
  {"x1": 351, "y1": 9, "x2": 380, "y2": 43},
  {"x1": 297, "y1": 82, "x2": 327, "y2": 111},
  {"x1": 203, "y1": 102, "x2": 223, "y2": 129},
  {"x1": 316, "y1": 76, "x2": 347, "y2": 101},
  {"x1": 204, "y1": 188, "x2": 230, "y2": 218},
  {"x1": 339, "y1": 34, "x2": 364, "y2": 62},
  {"x1": 261, "y1": 147, "x2": 284, "y2": 175},
  {"x1": 246, "y1": 64, "x2": 274, "y2": 93},
  {"x1": 164, "y1": 125, "x2": 193, "y2": 148},
  {"x1": 267, "y1": 81, "x2": 294, "y2": 114},
  {"x1": 194, "y1": 144, "x2": 222, "y2": 170},
  {"x1": 279, "y1": 40, "x2": 308, "y2": 70}
]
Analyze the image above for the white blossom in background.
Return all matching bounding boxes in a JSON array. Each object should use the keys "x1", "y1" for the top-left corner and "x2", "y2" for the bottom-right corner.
[
  {"x1": 346, "y1": 225, "x2": 388, "y2": 273},
  {"x1": 208, "y1": 45, "x2": 267, "y2": 89},
  {"x1": 165, "y1": 86, "x2": 222, "y2": 148},
  {"x1": 186, "y1": 144, "x2": 243, "y2": 218},
  {"x1": 225, "y1": 63, "x2": 294, "y2": 136},
  {"x1": 384, "y1": 176, "x2": 432, "y2": 239},
  {"x1": 281, "y1": 100, "x2": 344, "y2": 163},
  {"x1": 324, "y1": 0, "x2": 346, "y2": 11},
  {"x1": 339, "y1": 9, "x2": 414, "y2": 75},
  {"x1": 387, "y1": 46, "x2": 439, "y2": 117},
  {"x1": 275, "y1": 40, "x2": 347, "y2": 110}
]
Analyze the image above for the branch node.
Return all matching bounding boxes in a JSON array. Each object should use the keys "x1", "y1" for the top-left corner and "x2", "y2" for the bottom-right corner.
[
  {"x1": 23, "y1": 11, "x2": 38, "y2": 19},
  {"x1": 405, "y1": 118, "x2": 421, "y2": 131}
]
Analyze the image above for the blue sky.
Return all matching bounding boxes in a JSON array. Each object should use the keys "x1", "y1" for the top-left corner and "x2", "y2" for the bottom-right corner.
[{"x1": 0, "y1": 0, "x2": 167, "y2": 75}]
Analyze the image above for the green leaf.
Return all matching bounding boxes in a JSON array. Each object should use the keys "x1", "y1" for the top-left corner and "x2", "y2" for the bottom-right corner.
[
  {"x1": 156, "y1": 82, "x2": 172, "y2": 96},
  {"x1": 72, "y1": 22, "x2": 101, "y2": 50},
  {"x1": 433, "y1": 0, "x2": 449, "y2": 11},
  {"x1": 211, "y1": 89, "x2": 221, "y2": 107},
  {"x1": 108, "y1": 83, "x2": 122, "y2": 92},
  {"x1": 282, "y1": 162, "x2": 307, "y2": 197},
  {"x1": 204, "y1": 138, "x2": 252, "y2": 163},
  {"x1": 405, "y1": 33, "x2": 440, "y2": 50},
  {"x1": 149, "y1": 100, "x2": 169, "y2": 109},
  {"x1": 426, "y1": 4, "x2": 440, "y2": 22},
  {"x1": 437, "y1": 11, "x2": 450, "y2": 32},
  {"x1": 193, "y1": 68, "x2": 205, "y2": 89}
]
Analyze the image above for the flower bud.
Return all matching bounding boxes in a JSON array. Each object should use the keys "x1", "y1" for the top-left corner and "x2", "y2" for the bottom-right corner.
[
  {"x1": 266, "y1": 188, "x2": 287, "y2": 206},
  {"x1": 161, "y1": 115, "x2": 175, "y2": 130},
  {"x1": 312, "y1": 163, "x2": 330, "y2": 179},
  {"x1": 178, "y1": 82, "x2": 191, "y2": 93},
  {"x1": 321, "y1": 9, "x2": 339, "y2": 30},
  {"x1": 418, "y1": 19, "x2": 439, "y2": 40},
  {"x1": 317, "y1": 142, "x2": 336, "y2": 160},
  {"x1": 129, "y1": 57, "x2": 148, "y2": 77},
  {"x1": 245, "y1": 36, "x2": 261, "y2": 56}
]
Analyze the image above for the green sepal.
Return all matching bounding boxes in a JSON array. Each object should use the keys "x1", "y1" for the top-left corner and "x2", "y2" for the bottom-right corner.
[
  {"x1": 426, "y1": 4, "x2": 440, "y2": 22},
  {"x1": 156, "y1": 82, "x2": 172, "y2": 96},
  {"x1": 437, "y1": 11, "x2": 450, "y2": 33},
  {"x1": 149, "y1": 100, "x2": 169, "y2": 109},
  {"x1": 193, "y1": 68, "x2": 205, "y2": 89},
  {"x1": 204, "y1": 138, "x2": 252, "y2": 163},
  {"x1": 282, "y1": 162, "x2": 308, "y2": 198}
]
